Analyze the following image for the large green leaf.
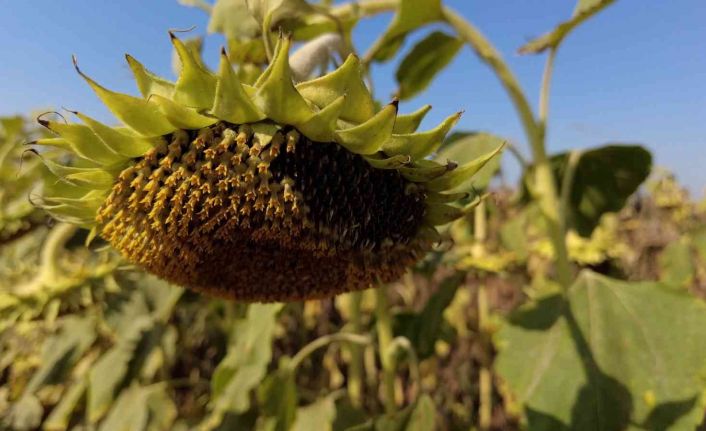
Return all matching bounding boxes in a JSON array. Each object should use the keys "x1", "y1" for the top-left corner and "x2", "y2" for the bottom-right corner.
[
  {"x1": 519, "y1": 0, "x2": 617, "y2": 54},
  {"x1": 436, "y1": 132, "x2": 505, "y2": 191},
  {"x1": 523, "y1": 144, "x2": 652, "y2": 237},
  {"x1": 395, "y1": 31, "x2": 462, "y2": 100},
  {"x1": 369, "y1": 0, "x2": 443, "y2": 62},
  {"x1": 495, "y1": 271, "x2": 706, "y2": 430}
]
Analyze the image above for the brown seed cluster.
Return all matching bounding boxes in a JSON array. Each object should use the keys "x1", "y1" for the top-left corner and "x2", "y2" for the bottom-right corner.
[{"x1": 97, "y1": 122, "x2": 428, "y2": 301}]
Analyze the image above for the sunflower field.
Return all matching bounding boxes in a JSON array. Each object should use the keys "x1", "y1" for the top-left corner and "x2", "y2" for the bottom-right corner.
[{"x1": 1, "y1": 0, "x2": 706, "y2": 430}]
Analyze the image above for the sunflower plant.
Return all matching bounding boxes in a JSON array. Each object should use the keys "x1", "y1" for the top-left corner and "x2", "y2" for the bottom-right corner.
[{"x1": 2, "y1": 0, "x2": 706, "y2": 430}]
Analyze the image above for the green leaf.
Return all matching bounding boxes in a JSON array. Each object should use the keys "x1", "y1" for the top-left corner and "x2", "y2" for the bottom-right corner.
[
  {"x1": 25, "y1": 316, "x2": 96, "y2": 393},
  {"x1": 369, "y1": 0, "x2": 443, "y2": 62},
  {"x1": 395, "y1": 31, "x2": 462, "y2": 100},
  {"x1": 87, "y1": 315, "x2": 152, "y2": 423},
  {"x1": 98, "y1": 384, "x2": 149, "y2": 431},
  {"x1": 436, "y1": 132, "x2": 505, "y2": 191},
  {"x1": 523, "y1": 144, "x2": 652, "y2": 237},
  {"x1": 209, "y1": 304, "x2": 282, "y2": 423},
  {"x1": 292, "y1": 395, "x2": 336, "y2": 431},
  {"x1": 495, "y1": 271, "x2": 706, "y2": 430},
  {"x1": 97, "y1": 383, "x2": 175, "y2": 431},
  {"x1": 258, "y1": 363, "x2": 298, "y2": 431},
  {"x1": 394, "y1": 272, "x2": 465, "y2": 359},
  {"x1": 519, "y1": 0, "x2": 617, "y2": 54},
  {"x1": 659, "y1": 236, "x2": 695, "y2": 288}
]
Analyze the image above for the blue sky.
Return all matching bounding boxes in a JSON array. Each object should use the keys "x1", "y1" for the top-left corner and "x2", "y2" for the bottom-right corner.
[{"x1": 1, "y1": 0, "x2": 704, "y2": 195}]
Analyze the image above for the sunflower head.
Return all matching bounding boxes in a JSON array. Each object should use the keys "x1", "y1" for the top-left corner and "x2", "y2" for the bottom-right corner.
[{"x1": 32, "y1": 34, "x2": 502, "y2": 302}]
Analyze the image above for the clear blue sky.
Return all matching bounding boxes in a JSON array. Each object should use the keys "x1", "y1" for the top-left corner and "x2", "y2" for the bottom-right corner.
[{"x1": 1, "y1": 0, "x2": 704, "y2": 195}]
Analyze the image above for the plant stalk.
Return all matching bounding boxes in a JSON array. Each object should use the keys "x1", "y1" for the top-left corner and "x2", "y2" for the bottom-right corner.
[
  {"x1": 375, "y1": 285, "x2": 397, "y2": 414},
  {"x1": 477, "y1": 283, "x2": 492, "y2": 430},
  {"x1": 444, "y1": 8, "x2": 572, "y2": 288},
  {"x1": 559, "y1": 150, "x2": 583, "y2": 233},
  {"x1": 473, "y1": 200, "x2": 492, "y2": 430},
  {"x1": 347, "y1": 291, "x2": 364, "y2": 408},
  {"x1": 534, "y1": 47, "x2": 572, "y2": 287}
]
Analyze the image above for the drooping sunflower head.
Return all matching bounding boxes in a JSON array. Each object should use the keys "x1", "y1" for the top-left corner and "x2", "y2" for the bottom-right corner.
[{"x1": 33, "y1": 34, "x2": 501, "y2": 302}]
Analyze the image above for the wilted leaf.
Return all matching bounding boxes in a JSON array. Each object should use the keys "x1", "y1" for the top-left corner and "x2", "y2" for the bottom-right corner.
[
  {"x1": 396, "y1": 31, "x2": 462, "y2": 100},
  {"x1": 519, "y1": 0, "x2": 616, "y2": 54},
  {"x1": 436, "y1": 132, "x2": 505, "y2": 191},
  {"x1": 495, "y1": 271, "x2": 706, "y2": 430}
]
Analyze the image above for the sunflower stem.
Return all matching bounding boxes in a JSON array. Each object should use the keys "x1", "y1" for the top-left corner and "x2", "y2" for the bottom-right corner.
[
  {"x1": 375, "y1": 285, "x2": 397, "y2": 414},
  {"x1": 347, "y1": 291, "x2": 365, "y2": 408},
  {"x1": 559, "y1": 150, "x2": 583, "y2": 233},
  {"x1": 477, "y1": 283, "x2": 492, "y2": 431},
  {"x1": 443, "y1": 7, "x2": 572, "y2": 288},
  {"x1": 535, "y1": 47, "x2": 572, "y2": 288}
]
